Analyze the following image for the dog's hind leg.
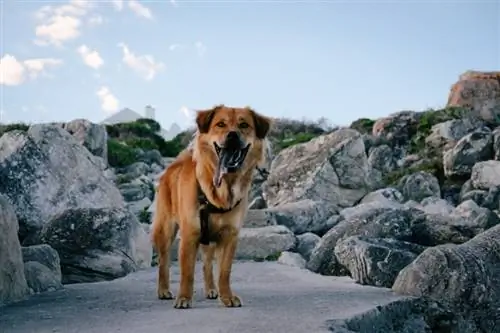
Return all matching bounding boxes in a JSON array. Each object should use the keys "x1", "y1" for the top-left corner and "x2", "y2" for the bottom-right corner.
[
  {"x1": 201, "y1": 243, "x2": 218, "y2": 299},
  {"x1": 151, "y1": 198, "x2": 177, "y2": 300}
]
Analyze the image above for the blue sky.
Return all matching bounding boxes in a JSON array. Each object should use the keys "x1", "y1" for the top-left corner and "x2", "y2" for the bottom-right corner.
[{"x1": 1, "y1": 0, "x2": 499, "y2": 131}]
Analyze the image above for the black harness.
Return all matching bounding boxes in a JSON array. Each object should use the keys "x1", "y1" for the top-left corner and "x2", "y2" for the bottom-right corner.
[
  {"x1": 197, "y1": 184, "x2": 242, "y2": 245},
  {"x1": 196, "y1": 167, "x2": 268, "y2": 245}
]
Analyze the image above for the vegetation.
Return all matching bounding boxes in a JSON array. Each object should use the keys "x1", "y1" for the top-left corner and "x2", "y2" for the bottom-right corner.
[
  {"x1": 0, "y1": 123, "x2": 30, "y2": 137},
  {"x1": 349, "y1": 118, "x2": 375, "y2": 134},
  {"x1": 383, "y1": 158, "x2": 444, "y2": 187}
]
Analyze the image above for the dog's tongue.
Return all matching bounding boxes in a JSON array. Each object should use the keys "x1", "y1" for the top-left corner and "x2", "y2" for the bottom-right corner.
[{"x1": 213, "y1": 149, "x2": 232, "y2": 188}]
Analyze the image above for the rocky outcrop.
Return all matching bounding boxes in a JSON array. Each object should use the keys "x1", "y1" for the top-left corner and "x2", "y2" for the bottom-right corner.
[
  {"x1": 0, "y1": 125, "x2": 125, "y2": 242},
  {"x1": 393, "y1": 223, "x2": 500, "y2": 332},
  {"x1": 447, "y1": 70, "x2": 500, "y2": 125},
  {"x1": 263, "y1": 128, "x2": 380, "y2": 209},
  {"x1": 0, "y1": 194, "x2": 29, "y2": 306}
]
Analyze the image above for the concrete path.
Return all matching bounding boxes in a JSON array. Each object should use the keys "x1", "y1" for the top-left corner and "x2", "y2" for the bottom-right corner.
[{"x1": 0, "y1": 261, "x2": 404, "y2": 333}]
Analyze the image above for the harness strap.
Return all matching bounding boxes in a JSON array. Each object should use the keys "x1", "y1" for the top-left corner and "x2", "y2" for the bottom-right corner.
[{"x1": 197, "y1": 183, "x2": 241, "y2": 245}]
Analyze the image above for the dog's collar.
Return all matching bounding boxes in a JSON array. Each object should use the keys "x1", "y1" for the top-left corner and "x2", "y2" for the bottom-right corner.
[{"x1": 197, "y1": 182, "x2": 242, "y2": 245}]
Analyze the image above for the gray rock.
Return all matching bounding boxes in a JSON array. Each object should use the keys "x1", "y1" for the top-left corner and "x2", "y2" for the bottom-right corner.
[
  {"x1": 61, "y1": 119, "x2": 108, "y2": 164},
  {"x1": 266, "y1": 199, "x2": 339, "y2": 235},
  {"x1": 360, "y1": 188, "x2": 404, "y2": 205},
  {"x1": 411, "y1": 199, "x2": 500, "y2": 246},
  {"x1": 418, "y1": 196, "x2": 455, "y2": 215},
  {"x1": 307, "y1": 206, "x2": 419, "y2": 276},
  {"x1": 334, "y1": 236, "x2": 426, "y2": 288},
  {"x1": 243, "y1": 209, "x2": 277, "y2": 228},
  {"x1": 493, "y1": 127, "x2": 500, "y2": 160},
  {"x1": 236, "y1": 225, "x2": 296, "y2": 261},
  {"x1": 22, "y1": 244, "x2": 61, "y2": 282},
  {"x1": 393, "y1": 223, "x2": 500, "y2": 332},
  {"x1": 443, "y1": 129, "x2": 493, "y2": 178},
  {"x1": 119, "y1": 162, "x2": 151, "y2": 180},
  {"x1": 23, "y1": 261, "x2": 63, "y2": 294},
  {"x1": 277, "y1": 251, "x2": 306, "y2": 269},
  {"x1": 470, "y1": 160, "x2": 500, "y2": 190},
  {"x1": 137, "y1": 149, "x2": 163, "y2": 166},
  {"x1": 39, "y1": 207, "x2": 152, "y2": 284},
  {"x1": 263, "y1": 129, "x2": 379, "y2": 209},
  {"x1": 367, "y1": 144, "x2": 396, "y2": 174},
  {"x1": 248, "y1": 195, "x2": 266, "y2": 210},
  {"x1": 398, "y1": 171, "x2": 441, "y2": 202},
  {"x1": 0, "y1": 125, "x2": 125, "y2": 242},
  {"x1": 127, "y1": 197, "x2": 152, "y2": 218},
  {"x1": 296, "y1": 232, "x2": 321, "y2": 261},
  {"x1": 425, "y1": 116, "x2": 484, "y2": 151},
  {"x1": 0, "y1": 194, "x2": 29, "y2": 305}
]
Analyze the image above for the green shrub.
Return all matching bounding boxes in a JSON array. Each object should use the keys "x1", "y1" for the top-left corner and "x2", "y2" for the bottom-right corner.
[
  {"x1": 107, "y1": 139, "x2": 137, "y2": 168},
  {"x1": 277, "y1": 132, "x2": 318, "y2": 150},
  {"x1": 350, "y1": 118, "x2": 375, "y2": 134},
  {"x1": 0, "y1": 123, "x2": 30, "y2": 137},
  {"x1": 383, "y1": 158, "x2": 444, "y2": 187}
]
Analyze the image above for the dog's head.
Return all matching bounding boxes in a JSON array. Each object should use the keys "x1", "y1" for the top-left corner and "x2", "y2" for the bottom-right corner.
[{"x1": 194, "y1": 105, "x2": 272, "y2": 187}]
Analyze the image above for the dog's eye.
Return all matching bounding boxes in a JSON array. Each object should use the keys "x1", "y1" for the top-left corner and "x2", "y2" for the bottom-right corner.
[
  {"x1": 216, "y1": 121, "x2": 225, "y2": 128},
  {"x1": 239, "y1": 122, "x2": 249, "y2": 129}
]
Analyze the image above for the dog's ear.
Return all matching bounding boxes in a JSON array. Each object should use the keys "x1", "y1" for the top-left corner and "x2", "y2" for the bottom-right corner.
[
  {"x1": 196, "y1": 108, "x2": 217, "y2": 133},
  {"x1": 250, "y1": 109, "x2": 272, "y2": 139}
]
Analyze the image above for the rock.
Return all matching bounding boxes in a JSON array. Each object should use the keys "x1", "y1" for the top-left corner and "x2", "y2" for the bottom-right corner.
[
  {"x1": 334, "y1": 236, "x2": 426, "y2": 288},
  {"x1": 393, "y1": 223, "x2": 500, "y2": 332},
  {"x1": 23, "y1": 261, "x2": 63, "y2": 294},
  {"x1": 307, "y1": 205, "x2": 419, "y2": 276},
  {"x1": 412, "y1": 199, "x2": 500, "y2": 246},
  {"x1": 493, "y1": 127, "x2": 500, "y2": 160},
  {"x1": 470, "y1": 160, "x2": 500, "y2": 190},
  {"x1": 21, "y1": 244, "x2": 61, "y2": 282},
  {"x1": 367, "y1": 144, "x2": 396, "y2": 174},
  {"x1": 425, "y1": 117, "x2": 484, "y2": 152},
  {"x1": 119, "y1": 162, "x2": 151, "y2": 180},
  {"x1": 328, "y1": 297, "x2": 480, "y2": 333},
  {"x1": 127, "y1": 197, "x2": 152, "y2": 218},
  {"x1": 398, "y1": 171, "x2": 441, "y2": 202},
  {"x1": 443, "y1": 128, "x2": 493, "y2": 178},
  {"x1": 0, "y1": 125, "x2": 125, "y2": 242},
  {"x1": 418, "y1": 196, "x2": 455, "y2": 215},
  {"x1": 137, "y1": 149, "x2": 163, "y2": 166},
  {"x1": 236, "y1": 226, "x2": 296, "y2": 261},
  {"x1": 243, "y1": 209, "x2": 277, "y2": 228},
  {"x1": 61, "y1": 119, "x2": 108, "y2": 163},
  {"x1": 266, "y1": 199, "x2": 339, "y2": 235},
  {"x1": 277, "y1": 251, "x2": 306, "y2": 269},
  {"x1": 296, "y1": 232, "x2": 321, "y2": 261},
  {"x1": 446, "y1": 70, "x2": 500, "y2": 126},
  {"x1": 248, "y1": 195, "x2": 266, "y2": 210},
  {"x1": 372, "y1": 111, "x2": 420, "y2": 147},
  {"x1": 263, "y1": 128, "x2": 379, "y2": 209},
  {"x1": 39, "y1": 207, "x2": 152, "y2": 284},
  {"x1": 360, "y1": 188, "x2": 404, "y2": 205},
  {"x1": 0, "y1": 194, "x2": 29, "y2": 305}
]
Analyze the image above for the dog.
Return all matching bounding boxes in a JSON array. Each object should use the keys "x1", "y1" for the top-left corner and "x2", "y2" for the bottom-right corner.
[{"x1": 151, "y1": 104, "x2": 272, "y2": 309}]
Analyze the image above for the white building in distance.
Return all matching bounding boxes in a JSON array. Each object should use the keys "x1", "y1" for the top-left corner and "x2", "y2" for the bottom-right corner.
[{"x1": 100, "y1": 105, "x2": 182, "y2": 140}]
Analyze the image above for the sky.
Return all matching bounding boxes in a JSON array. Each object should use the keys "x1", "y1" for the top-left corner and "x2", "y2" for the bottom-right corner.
[{"x1": 1, "y1": 0, "x2": 499, "y2": 131}]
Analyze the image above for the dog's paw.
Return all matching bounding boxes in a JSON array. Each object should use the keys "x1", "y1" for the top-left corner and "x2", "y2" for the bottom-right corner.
[
  {"x1": 205, "y1": 289, "x2": 219, "y2": 299},
  {"x1": 158, "y1": 289, "x2": 174, "y2": 300},
  {"x1": 220, "y1": 295, "x2": 242, "y2": 308},
  {"x1": 173, "y1": 296, "x2": 192, "y2": 309}
]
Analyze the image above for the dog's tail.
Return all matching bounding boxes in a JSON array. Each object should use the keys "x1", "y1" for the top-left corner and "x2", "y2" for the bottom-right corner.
[{"x1": 151, "y1": 181, "x2": 177, "y2": 251}]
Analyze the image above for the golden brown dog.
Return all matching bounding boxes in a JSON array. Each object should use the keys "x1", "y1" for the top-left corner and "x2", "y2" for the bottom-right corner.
[{"x1": 151, "y1": 104, "x2": 272, "y2": 309}]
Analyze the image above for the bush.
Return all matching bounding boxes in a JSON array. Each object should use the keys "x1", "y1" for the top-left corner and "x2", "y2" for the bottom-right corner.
[
  {"x1": 107, "y1": 139, "x2": 138, "y2": 168},
  {"x1": 0, "y1": 123, "x2": 30, "y2": 137},
  {"x1": 277, "y1": 132, "x2": 318, "y2": 150},
  {"x1": 350, "y1": 118, "x2": 375, "y2": 134}
]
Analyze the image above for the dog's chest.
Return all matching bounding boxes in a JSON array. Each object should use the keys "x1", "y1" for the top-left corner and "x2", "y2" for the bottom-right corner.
[{"x1": 205, "y1": 214, "x2": 239, "y2": 243}]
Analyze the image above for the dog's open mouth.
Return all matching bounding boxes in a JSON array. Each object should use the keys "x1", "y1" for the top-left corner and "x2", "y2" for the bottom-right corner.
[{"x1": 213, "y1": 142, "x2": 250, "y2": 187}]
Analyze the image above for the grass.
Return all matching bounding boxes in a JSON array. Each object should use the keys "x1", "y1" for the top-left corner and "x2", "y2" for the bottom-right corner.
[{"x1": 0, "y1": 123, "x2": 30, "y2": 137}]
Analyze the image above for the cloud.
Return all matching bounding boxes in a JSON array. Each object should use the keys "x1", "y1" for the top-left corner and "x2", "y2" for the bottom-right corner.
[
  {"x1": 118, "y1": 43, "x2": 165, "y2": 80},
  {"x1": 128, "y1": 0, "x2": 153, "y2": 19},
  {"x1": 195, "y1": 41, "x2": 207, "y2": 57},
  {"x1": 33, "y1": 0, "x2": 93, "y2": 46},
  {"x1": 0, "y1": 54, "x2": 62, "y2": 86},
  {"x1": 169, "y1": 43, "x2": 184, "y2": 51},
  {"x1": 170, "y1": 0, "x2": 179, "y2": 7},
  {"x1": 111, "y1": 0, "x2": 124, "y2": 11},
  {"x1": 96, "y1": 86, "x2": 119, "y2": 113},
  {"x1": 77, "y1": 45, "x2": 104, "y2": 69},
  {"x1": 87, "y1": 15, "x2": 104, "y2": 27}
]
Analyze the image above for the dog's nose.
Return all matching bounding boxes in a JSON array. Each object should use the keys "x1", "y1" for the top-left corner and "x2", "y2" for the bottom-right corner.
[{"x1": 227, "y1": 131, "x2": 238, "y2": 140}]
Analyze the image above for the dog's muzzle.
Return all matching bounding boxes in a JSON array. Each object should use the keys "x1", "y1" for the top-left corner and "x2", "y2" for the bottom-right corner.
[{"x1": 214, "y1": 131, "x2": 250, "y2": 173}]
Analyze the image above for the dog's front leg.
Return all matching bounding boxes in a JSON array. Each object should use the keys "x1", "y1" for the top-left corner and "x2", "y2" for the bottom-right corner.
[
  {"x1": 174, "y1": 228, "x2": 199, "y2": 309},
  {"x1": 217, "y1": 228, "x2": 242, "y2": 307}
]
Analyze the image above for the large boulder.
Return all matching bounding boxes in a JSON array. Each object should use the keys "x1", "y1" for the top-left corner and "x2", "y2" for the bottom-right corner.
[
  {"x1": 0, "y1": 194, "x2": 29, "y2": 305},
  {"x1": 447, "y1": 71, "x2": 500, "y2": 126},
  {"x1": 443, "y1": 128, "x2": 493, "y2": 178},
  {"x1": 263, "y1": 128, "x2": 380, "y2": 209},
  {"x1": 0, "y1": 125, "x2": 125, "y2": 242},
  {"x1": 60, "y1": 119, "x2": 108, "y2": 164},
  {"x1": 39, "y1": 207, "x2": 152, "y2": 284},
  {"x1": 470, "y1": 160, "x2": 500, "y2": 190},
  {"x1": 393, "y1": 223, "x2": 500, "y2": 332}
]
